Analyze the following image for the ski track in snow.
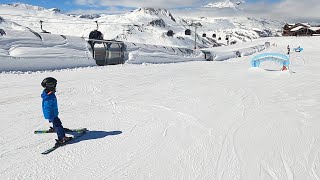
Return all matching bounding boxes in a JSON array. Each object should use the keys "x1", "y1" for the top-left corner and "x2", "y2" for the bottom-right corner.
[
  {"x1": 0, "y1": 36, "x2": 320, "y2": 179},
  {"x1": 215, "y1": 88, "x2": 262, "y2": 180}
]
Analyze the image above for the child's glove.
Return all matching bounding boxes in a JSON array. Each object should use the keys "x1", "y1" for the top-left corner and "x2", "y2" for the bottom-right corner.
[{"x1": 48, "y1": 118, "x2": 55, "y2": 122}]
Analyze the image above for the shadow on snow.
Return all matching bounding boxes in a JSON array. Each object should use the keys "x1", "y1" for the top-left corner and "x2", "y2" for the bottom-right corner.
[{"x1": 67, "y1": 130, "x2": 122, "y2": 144}]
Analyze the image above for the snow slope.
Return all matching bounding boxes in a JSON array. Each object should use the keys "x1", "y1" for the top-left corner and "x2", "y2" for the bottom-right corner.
[
  {"x1": 0, "y1": 15, "x2": 96, "y2": 71},
  {"x1": 1, "y1": 2, "x2": 320, "y2": 180},
  {"x1": 1, "y1": 35, "x2": 320, "y2": 179},
  {"x1": 0, "y1": 3, "x2": 283, "y2": 48},
  {"x1": 0, "y1": 6, "x2": 271, "y2": 71},
  {"x1": 0, "y1": 25, "x2": 269, "y2": 71}
]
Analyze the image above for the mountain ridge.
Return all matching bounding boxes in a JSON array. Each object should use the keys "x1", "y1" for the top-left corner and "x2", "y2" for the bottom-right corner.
[{"x1": 0, "y1": 3, "x2": 283, "y2": 49}]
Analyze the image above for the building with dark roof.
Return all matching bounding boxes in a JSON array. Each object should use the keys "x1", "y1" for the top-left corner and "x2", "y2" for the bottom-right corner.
[{"x1": 282, "y1": 23, "x2": 320, "y2": 36}]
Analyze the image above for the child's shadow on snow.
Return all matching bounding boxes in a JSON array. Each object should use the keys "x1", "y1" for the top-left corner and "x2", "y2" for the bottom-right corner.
[{"x1": 67, "y1": 130, "x2": 122, "y2": 144}]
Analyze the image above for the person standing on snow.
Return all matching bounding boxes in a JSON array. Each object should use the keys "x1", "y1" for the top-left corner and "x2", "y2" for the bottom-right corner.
[
  {"x1": 41, "y1": 77, "x2": 71, "y2": 145},
  {"x1": 287, "y1": 45, "x2": 290, "y2": 55}
]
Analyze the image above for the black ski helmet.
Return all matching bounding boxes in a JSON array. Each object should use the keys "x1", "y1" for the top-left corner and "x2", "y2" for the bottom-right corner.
[{"x1": 41, "y1": 77, "x2": 57, "y2": 91}]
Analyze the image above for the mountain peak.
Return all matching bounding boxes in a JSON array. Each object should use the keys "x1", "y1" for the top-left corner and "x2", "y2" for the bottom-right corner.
[
  {"x1": 134, "y1": 8, "x2": 176, "y2": 22},
  {"x1": 48, "y1": 8, "x2": 61, "y2": 13},
  {"x1": 5, "y1": 3, "x2": 45, "y2": 11},
  {"x1": 135, "y1": 8, "x2": 170, "y2": 16},
  {"x1": 203, "y1": 0, "x2": 245, "y2": 9}
]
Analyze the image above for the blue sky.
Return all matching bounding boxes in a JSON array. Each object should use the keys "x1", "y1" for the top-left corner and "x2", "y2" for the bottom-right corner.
[
  {"x1": 0, "y1": 0, "x2": 83, "y2": 11},
  {"x1": 0, "y1": 0, "x2": 282, "y2": 12},
  {"x1": 1, "y1": 0, "x2": 319, "y2": 23}
]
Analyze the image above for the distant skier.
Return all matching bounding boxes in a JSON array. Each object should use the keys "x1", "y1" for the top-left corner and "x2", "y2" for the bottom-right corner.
[
  {"x1": 287, "y1": 45, "x2": 290, "y2": 55},
  {"x1": 281, "y1": 65, "x2": 288, "y2": 71},
  {"x1": 41, "y1": 77, "x2": 71, "y2": 145}
]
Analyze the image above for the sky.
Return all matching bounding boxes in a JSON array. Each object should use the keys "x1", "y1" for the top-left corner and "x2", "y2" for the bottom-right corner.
[
  {"x1": 0, "y1": 0, "x2": 294, "y2": 12},
  {"x1": 0, "y1": 0, "x2": 319, "y2": 23}
]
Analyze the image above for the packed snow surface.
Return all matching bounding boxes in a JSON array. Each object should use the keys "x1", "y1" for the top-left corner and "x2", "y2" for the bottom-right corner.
[
  {"x1": 1, "y1": 2, "x2": 320, "y2": 180},
  {"x1": 1, "y1": 36, "x2": 320, "y2": 179}
]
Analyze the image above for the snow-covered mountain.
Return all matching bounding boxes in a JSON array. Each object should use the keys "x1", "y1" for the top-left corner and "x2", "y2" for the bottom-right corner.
[
  {"x1": 5, "y1": 2, "x2": 45, "y2": 11},
  {"x1": 0, "y1": 3, "x2": 283, "y2": 49},
  {"x1": 203, "y1": 0, "x2": 245, "y2": 9},
  {"x1": 2, "y1": 3, "x2": 60, "y2": 14}
]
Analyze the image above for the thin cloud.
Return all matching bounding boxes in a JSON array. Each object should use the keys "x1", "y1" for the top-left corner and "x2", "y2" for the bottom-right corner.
[
  {"x1": 74, "y1": 0, "x2": 202, "y2": 8},
  {"x1": 67, "y1": 7, "x2": 131, "y2": 15},
  {"x1": 243, "y1": 0, "x2": 320, "y2": 23},
  {"x1": 72, "y1": 0, "x2": 320, "y2": 23}
]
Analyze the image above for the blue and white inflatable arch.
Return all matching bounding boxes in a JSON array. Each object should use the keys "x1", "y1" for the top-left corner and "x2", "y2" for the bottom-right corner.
[{"x1": 251, "y1": 53, "x2": 290, "y2": 68}]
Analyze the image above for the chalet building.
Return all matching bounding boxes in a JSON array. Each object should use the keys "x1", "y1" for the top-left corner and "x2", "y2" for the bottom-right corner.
[
  {"x1": 310, "y1": 27, "x2": 320, "y2": 34},
  {"x1": 282, "y1": 23, "x2": 320, "y2": 36}
]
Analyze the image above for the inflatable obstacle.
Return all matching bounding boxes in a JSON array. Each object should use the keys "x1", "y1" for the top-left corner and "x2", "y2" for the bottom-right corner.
[{"x1": 251, "y1": 53, "x2": 290, "y2": 68}]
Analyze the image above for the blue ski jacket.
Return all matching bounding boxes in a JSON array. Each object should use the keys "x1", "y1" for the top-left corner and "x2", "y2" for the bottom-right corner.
[{"x1": 41, "y1": 90, "x2": 59, "y2": 120}]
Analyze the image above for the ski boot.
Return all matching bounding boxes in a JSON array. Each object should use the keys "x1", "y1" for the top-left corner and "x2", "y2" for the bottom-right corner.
[
  {"x1": 55, "y1": 136, "x2": 72, "y2": 146},
  {"x1": 48, "y1": 126, "x2": 55, "y2": 133}
]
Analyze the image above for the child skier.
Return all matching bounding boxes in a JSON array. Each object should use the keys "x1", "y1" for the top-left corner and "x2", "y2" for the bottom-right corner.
[{"x1": 41, "y1": 77, "x2": 71, "y2": 145}]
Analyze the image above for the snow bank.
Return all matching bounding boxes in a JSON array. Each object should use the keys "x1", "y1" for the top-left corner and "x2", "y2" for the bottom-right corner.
[
  {"x1": 126, "y1": 42, "x2": 203, "y2": 64},
  {"x1": 0, "y1": 29, "x2": 96, "y2": 72},
  {"x1": 201, "y1": 42, "x2": 268, "y2": 61},
  {"x1": 0, "y1": 57, "x2": 95, "y2": 72}
]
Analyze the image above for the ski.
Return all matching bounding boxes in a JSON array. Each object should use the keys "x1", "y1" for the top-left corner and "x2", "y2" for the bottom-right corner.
[
  {"x1": 34, "y1": 127, "x2": 87, "y2": 134},
  {"x1": 41, "y1": 130, "x2": 87, "y2": 155}
]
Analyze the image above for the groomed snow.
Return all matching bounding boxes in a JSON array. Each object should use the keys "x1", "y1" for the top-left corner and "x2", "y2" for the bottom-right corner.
[
  {"x1": 1, "y1": 36, "x2": 320, "y2": 179},
  {"x1": 1, "y1": 2, "x2": 320, "y2": 180}
]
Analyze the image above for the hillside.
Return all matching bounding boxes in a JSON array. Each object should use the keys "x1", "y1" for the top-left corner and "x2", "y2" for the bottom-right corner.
[{"x1": 0, "y1": 3, "x2": 283, "y2": 49}]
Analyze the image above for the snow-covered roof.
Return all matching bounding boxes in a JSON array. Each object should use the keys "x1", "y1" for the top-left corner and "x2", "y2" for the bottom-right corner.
[
  {"x1": 290, "y1": 26, "x2": 320, "y2": 32},
  {"x1": 309, "y1": 27, "x2": 320, "y2": 31},
  {"x1": 290, "y1": 26, "x2": 304, "y2": 31},
  {"x1": 300, "y1": 23, "x2": 311, "y2": 27}
]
